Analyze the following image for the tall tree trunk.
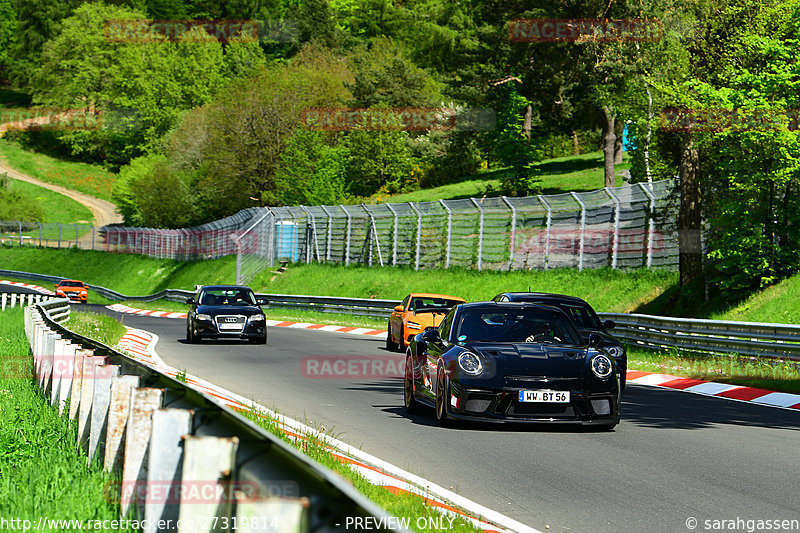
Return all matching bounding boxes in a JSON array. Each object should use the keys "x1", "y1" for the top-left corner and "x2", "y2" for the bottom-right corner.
[
  {"x1": 644, "y1": 85, "x2": 653, "y2": 185},
  {"x1": 572, "y1": 130, "x2": 579, "y2": 155},
  {"x1": 602, "y1": 106, "x2": 616, "y2": 189},
  {"x1": 523, "y1": 104, "x2": 532, "y2": 142},
  {"x1": 614, "y1": 120, "x2": 624, "y2": 164},
  {"x1": 679, "y1": 133, "x2": 702, "y2": 286}
]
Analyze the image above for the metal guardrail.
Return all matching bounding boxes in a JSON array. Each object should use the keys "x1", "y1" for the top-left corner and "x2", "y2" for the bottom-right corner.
[
  {"x1": 6, "y1": 268, "x2": 800, "y2": 359},
  {"x1": 1, "y1": 291, "x2": 53, "y2": 311},
  {"x1": 598, "y1": 312, "x2": 800, "y2": 360},
  {"x1": 24, "y1": 301, "x2": 405, "y2": 532}
]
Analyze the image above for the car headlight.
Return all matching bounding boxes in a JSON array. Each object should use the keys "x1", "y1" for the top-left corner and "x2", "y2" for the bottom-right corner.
[
  {"x1": 591, "y1": 354, "x2": 613, "y2": 379},
  {"x1": 196, "y1": 314, "x2": 212, "y2": 321},
  {"x1": 407, "y1": 321, "x2": 421, "y2": 330},
  {"x1": 458, "y1": 352, "x2": 483, "y2": 375},
  {"x1": 249, "y1": 315, "x2": 265, "y2": 322},
  {"x1": 605, "y1": 345, "x2": 624, "y2": 358}
]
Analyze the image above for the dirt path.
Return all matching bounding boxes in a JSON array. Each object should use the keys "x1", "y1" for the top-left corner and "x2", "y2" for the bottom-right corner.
[{"x1": 0, "y1": 115, "x2": 122, "y2": 248}]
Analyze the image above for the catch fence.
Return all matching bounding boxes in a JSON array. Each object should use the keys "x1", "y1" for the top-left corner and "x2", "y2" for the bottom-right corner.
[{"x1": 3, "y1": 180, "x2": 680, "y2": 284}]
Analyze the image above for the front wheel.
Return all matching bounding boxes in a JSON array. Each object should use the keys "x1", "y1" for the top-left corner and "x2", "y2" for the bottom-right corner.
[
  {"x1": 435, "y1": 365, "x2": 451, "y2": 427},
  {"x1": 186, "y1": 323, "x2": 197, "y2": 344},
  {"x1": 385, "y1": 320, "x2": 399, "y2": 352},
  {"x1": 404, "y1": 353, "x2": 420, "y2": 414}
]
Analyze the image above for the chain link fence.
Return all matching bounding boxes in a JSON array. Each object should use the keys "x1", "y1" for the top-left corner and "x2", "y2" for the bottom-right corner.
[
  {"x1": 3, "y1": 180, "x2": 679, "y2": 284},
  {"x1": 0, "y1": 221, "x2": 99, "y2": 249}
]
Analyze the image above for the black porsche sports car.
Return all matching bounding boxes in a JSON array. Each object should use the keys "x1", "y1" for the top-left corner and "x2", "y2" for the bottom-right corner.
[
  {"x1": 186, "y1": 285, "x2": 268, "y2": 344},
  {"x1": 405, "y1": 301, "x2": 621, "y2": 428},
  {"x1": 492, "y1": 292, "x2": 627, "y2": 386}
]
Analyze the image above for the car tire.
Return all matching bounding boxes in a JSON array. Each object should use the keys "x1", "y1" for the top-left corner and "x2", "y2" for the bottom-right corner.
[
  {"x1": 186, "y1": 323, "x2": 197, "y2": 344},
  {"x1": 435, "y1": 365, "x2": 451, "y2": 427},
  {"x1": 404, "y1": 353, "x2": 420, "y2": 414},
  {"x1": 253, "y1": 334, "x2": 267, "y2": 345},
  {"x1": 385, "y1": 320, "x2": 399, "y2": 352}
]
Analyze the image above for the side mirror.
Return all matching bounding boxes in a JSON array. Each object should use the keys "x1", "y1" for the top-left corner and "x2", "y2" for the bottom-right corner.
[
  {"x1": 393, "y1": 305, "x2": 404, "y2": 312},
  {"x1": 421, "y1": 327, "x2": 441, "y2": 342},
  {"x1": 602, "y1": 319, "x2": 616, "y2": 330},
  {"x1": 256, "y1": 298, "x2": 269, "y2": 306},
  {"x1": 588, "y1": 333, "x2": 604, "y2": 348},
  {"x1": 186, "y1": 297, "x2": 195, "y2": 305}
]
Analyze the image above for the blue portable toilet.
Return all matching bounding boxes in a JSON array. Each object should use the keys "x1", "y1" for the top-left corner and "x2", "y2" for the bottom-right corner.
[{"x1": 276, "y1": 220, "x2": 299, "y2": 261}]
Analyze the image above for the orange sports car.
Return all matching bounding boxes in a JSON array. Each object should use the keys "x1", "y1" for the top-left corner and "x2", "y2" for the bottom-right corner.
[
  {"x1": 55, "y1": 279, "x2": 88, "y2": 303},
  {"x1": 386, "y1": 293, "x2": 466, "y2": 351}
]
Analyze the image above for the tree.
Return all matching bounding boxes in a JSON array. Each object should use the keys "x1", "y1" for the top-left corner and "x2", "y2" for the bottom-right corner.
[
  {"x1": 273, "y1": 129, "x2": 348, "y2": 206},
  {"x1": 0, "y1": 0, "x2": 16, "y2": 71},
  {"x1": 344, "y1": 127, "x2": 416, "y2": 197}
]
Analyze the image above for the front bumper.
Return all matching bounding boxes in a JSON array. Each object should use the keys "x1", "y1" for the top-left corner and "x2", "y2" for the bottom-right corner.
[
  {"x1": 58, "y1": 291, "x2": 87, "y2": 302},
  {"x1": 193, "y1": 317, "x2": 266, "y2": 340},
  {"x1": 447, "y1": 382, "x2": 620, "y2": 425}
]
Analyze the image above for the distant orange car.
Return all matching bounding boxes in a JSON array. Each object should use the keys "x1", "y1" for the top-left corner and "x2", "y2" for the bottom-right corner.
[
  {"x1": 386, "y1": 293, "x2": 466, "y2": 351},
  {"x1": 55, "y1": 279, "x2": 88, "y2": 303}
]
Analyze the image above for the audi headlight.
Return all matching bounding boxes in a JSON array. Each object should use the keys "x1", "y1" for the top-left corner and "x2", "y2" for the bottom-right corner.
[
  {"x1": 591, "y1": 354, "x2": 613, "y2": 379},
  {"x1": 249, "y1": 315, "x2": 265, "y2": 322},
  {"x1": 407, "y1": 321, "x2": 421, "y2": 330},
  {"x1": 458, "y1": 352, "x2": 483, "y2": 375},
  {"x1": 196, "y1": 313, "x2": 212, "y2": 321},
  {"x1": 605, "y1": 345, "x2": 624, "y2": 358}
]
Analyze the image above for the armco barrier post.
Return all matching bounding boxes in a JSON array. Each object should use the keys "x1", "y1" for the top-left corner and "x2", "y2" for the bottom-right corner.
[
  {"x1": 88, "y1": 364, "x2": 121, "y2": 465},
  {"x1": 41, "y1": 331, "x2": 59, "y2": 394},
  {"x1": 178, "y1": 436, "x2": 239, "y2": 532},
  {"x1": 104, "y1": 375, "x2": 141, "y2": 474},
  {"x1": 121, "y1": 388, "x2": 164, "y2": 518},
  {"x1": 68, "y1": 348, "x2": 93, "y2": 421},
  {"x1": 144, "y1": 408, "x2": 194, "y2": 532},
  {"x1": 78, "y1": 355, "x2": 106, "y2": 450},
  {"x1": 236, "y1": 495, "x2": 310, "y2": 533},
  {"x1": 49, "y1": 339, "x2": 70, "y2": 408},
  {"x1": 57, "y1": 342, "x2": 77, "y2": 416}
]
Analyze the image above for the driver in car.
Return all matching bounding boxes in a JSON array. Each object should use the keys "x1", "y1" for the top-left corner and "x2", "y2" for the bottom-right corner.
[{"x1": 525, "y1": 322, "x2": 563, "y2": 343}]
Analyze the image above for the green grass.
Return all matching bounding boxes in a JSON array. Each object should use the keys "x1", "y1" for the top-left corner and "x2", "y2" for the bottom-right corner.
[
  {"x1": 627, "y1": 346, "x2": 800, "y2": 394},
  {"x1": 380, "y1": 151, "x2": 629, "y2": 204},
  {"x1": 711, "y1": 273, "x2": 800, "y2": 324},
  {"x1": 243, "y1": 409, "x2": 482, "y2": 532},
  {"x1": 0, "y1": 308, "x2": 135, "y2": 528},
  {"x1": 0, "y1": 247, "x2": 676, "y2": 315},
  {"x1": 67, "y1": 311, "x2": 128, "y2": 347},
  {"x1": 5, "y1": 177, "x2": 94, "y2": 224},
  {"x1": 0, "y1": 139, "x2": 117, "y2": 201}
]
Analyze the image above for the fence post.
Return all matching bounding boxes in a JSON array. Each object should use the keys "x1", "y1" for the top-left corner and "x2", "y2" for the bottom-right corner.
[
  {"x1": 470, "y1": 198, "x2": 485, "y2": 271},
  {"x1": 38, "y1": 222, "x2": 42, "y2": 246},
  {"x1": 300, "y1": 206, "x2": 320, "y2": 264},
  {"x1": 320, "y1": 206, "x2": 333, "y2": 262},
  {"x1": 343, "y1": 206, "x2": 351, "y2": 266},
  {"x1": 408, "y1": 202, "x2": 422, "y2": 271},
  {"x1": 638, "y1": 182, "x2": 656, "y2": 268},
  {"x1": 501, "y1": 196, "x2": 516, "y2": 270},
  {"x1": 439, "y1": 200, "x2": 452, "y2": 269},
  {"x1": 386, "y1": 203, "x2": 399, "y2": 266},
  {"x1": 18, "y1": 220, "x2": 22, "y2": 245},
  {"x1": 91, "y1": 225, "x2": 95, "y2": 250},
  {"x1": 74, "y1": 223, "x2": 79, "y2": 248},
  {"x1": 604, "y1": 187, "x2": 621, "y2": 269},
  {"x1": 362, "y1": 204, "x2": 384, "y2": 267},
  {"x1": 570, "y1": 192, "x2": 586, "y2": 271},
  {"x1": 537, "y1": 196, "x2": 552, "y2": 270}
]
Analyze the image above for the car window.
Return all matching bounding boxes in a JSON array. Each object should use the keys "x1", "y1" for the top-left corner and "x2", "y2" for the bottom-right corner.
[
  {"x1": 60, "y1": 281, "x2": 84, "y2": 287},
  {"x1": 411, "y1": 297, "x2": 463, "y2": 313},
  {"x1": 559, "y1": 304, "x2": 602, "y2": 329},
  {"x1": 199, "y1": 289, "x2": 256, "y2": 306},
  {"x1": 454, "y1": 308, "x2": 582, "y2": 345},
  {"x1": 438, "y1": 310, "x2": 455, "y2": 341},
  {"x1": 401, "y1": 295, "x2": 410, "y2": 310}
]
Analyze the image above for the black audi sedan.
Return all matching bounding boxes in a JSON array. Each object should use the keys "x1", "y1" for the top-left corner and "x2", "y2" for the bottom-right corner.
[
  {"x1": 492, "y1": 292, "x2": 626, "y2": 386},
  {"x1": 405, "y1": 301, "x2": 621, "y2": 428},
  {"x1": 186, "y1": 285, "x2": 268, "y2": 344}
]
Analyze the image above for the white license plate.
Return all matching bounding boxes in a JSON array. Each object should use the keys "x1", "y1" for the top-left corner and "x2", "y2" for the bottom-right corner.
[
  {"x1": 518, "y1": 390, "x2": 570, "y2": 403},
  {"x1": 218, "y1": 323, "x2": 242, "y2": 330}
]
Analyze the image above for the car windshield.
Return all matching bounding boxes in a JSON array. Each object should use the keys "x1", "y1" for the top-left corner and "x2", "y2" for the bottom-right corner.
[
  {"x1": 454, "y1": 307, "x2": 583, "y2": 345},
  {"x1": 411, "y1": 297, "x2": 463, "y2": 313},
  {"x1": 199, "y1": 289, "x2": 256, "y2": 306},
  {"x1": 516, "y1": 298, "x2": 602, "y2": 329},
  {"x1": 60, "y1": 281, "x2": 84, "y2": 287}
]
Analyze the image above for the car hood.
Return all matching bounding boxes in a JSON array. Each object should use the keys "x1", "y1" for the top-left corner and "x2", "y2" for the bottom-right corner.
[
  {"x1": 465, "y1": 342, "x2": 588, "y2": 378},
  {"x1": 196, "y1": 305, "x2": 263, "y2": 316},
  {"x1": 409, "y1": 311, "x2": 449, "y2": 327},
  {"x1": 58, "y1": 287, "x2": 85, "y2": 291}
]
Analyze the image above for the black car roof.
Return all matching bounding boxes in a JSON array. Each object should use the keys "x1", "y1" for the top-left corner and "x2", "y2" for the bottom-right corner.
[
  {"x1": 496, "y1": 292, "x2": 591, "y2": 305},
  {"x1": 200, "y1": 285, "x2": 252, "y2": 290},
  {"x1": 459, "y1": 301, "x2": 569, "y2": 315}
]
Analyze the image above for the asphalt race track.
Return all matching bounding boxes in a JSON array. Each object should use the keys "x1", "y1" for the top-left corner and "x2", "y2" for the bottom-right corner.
[{"x1": 88, "y1": 305, "x2": 800, "y2": 532}]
